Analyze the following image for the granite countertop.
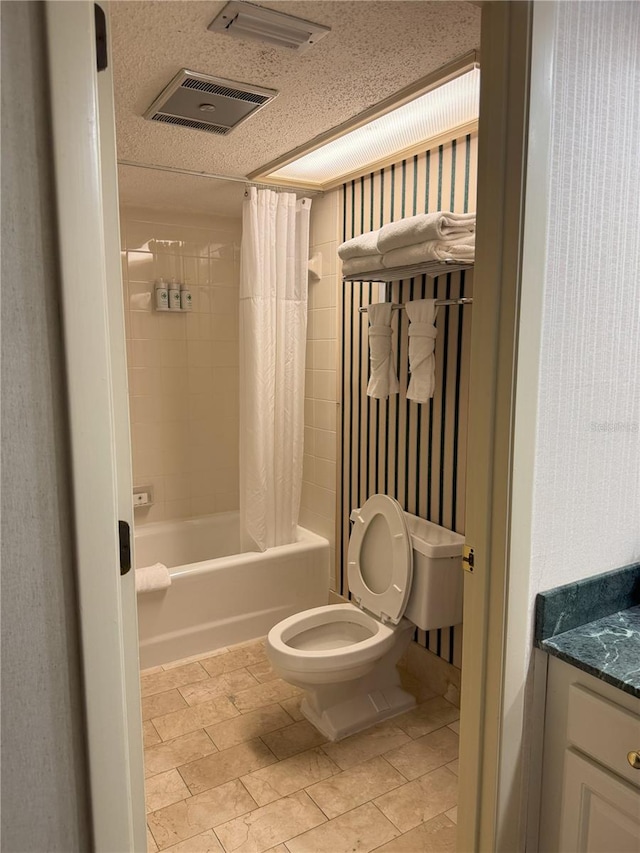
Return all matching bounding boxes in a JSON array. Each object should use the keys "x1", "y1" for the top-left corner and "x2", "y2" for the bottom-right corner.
[{"x1": 535, "y1": 563, "x2": 640, "y2": 699}]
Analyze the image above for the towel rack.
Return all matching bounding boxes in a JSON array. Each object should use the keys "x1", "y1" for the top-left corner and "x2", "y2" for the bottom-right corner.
[
  {"x1": 343, "y1": 259, "x2": 474, "y2": 282},
  {"x1": 358, "y1": 298, "x2": 473, "y2": 313}
]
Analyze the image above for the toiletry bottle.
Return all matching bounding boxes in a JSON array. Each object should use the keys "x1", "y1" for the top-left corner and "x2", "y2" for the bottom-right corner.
[
  {"x1": 168, "y1": 277, "x2": 181, "y2": 310},
  {"x1": 155, "y1": 278, "x2": 169, "y2": 311},
  {"x1": 180, "y1": 282, "x2": 192, "y2": 311}
]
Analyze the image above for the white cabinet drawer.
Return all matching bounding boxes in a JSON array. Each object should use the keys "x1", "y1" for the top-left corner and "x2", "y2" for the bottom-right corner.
[{"x1": 568, "y1": 685, "x2": 640, "y2": 789}]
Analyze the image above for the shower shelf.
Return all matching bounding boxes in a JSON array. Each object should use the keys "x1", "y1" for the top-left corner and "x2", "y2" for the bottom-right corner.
[{"x1": 342, "y1": 259, "x2": 474, "y2": 282}]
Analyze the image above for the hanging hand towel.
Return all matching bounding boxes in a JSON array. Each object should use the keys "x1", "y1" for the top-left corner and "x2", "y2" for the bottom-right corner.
[
  {"x1": 378, "y1": 211, "x2": 476, "y2": 253},
  {"x1": 135, "y1": 562, "x2": 171, "y2": 594},
  {"x1": 382, "y1": 236, "x2": 475, "y2": 268},
  {"x1": 338, "y1": 229, "x2": 381, "y2": 260},
  {"x1": 342, "y1": 254, "x2": 386, "y2": 276},
  {"x1": 405, "y1": 299, "x2": 438, "y2": 403},
  {"x1": 367, "y1": 302, "x2": 400, "y2": 399}
]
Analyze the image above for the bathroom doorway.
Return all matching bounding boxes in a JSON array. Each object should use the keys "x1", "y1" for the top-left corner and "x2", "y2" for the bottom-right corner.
[{"x1": 45, "y1": 2, "x2": 534, "y2": 850}]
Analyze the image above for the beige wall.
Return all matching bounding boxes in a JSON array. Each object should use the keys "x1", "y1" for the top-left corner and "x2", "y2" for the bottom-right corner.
[
  {"x1": 120, "y1": 207, "x2": 241, "y2": 525},
  {"x1": 300, "y1": 192, "x2": 340, "y2": 585}
]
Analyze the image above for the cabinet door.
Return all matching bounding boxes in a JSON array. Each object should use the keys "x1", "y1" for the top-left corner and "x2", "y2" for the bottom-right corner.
[{"x1": 561, "y1": 749, "x2": 640, "y2": 852}]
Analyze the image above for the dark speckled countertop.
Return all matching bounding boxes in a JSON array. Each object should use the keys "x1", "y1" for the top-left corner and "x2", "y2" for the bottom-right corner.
[{"x1": 535, "y1": 563, "x2": 640, "y2": 699}]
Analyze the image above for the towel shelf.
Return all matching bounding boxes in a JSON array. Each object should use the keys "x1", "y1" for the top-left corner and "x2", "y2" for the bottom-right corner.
[
  {"x1": 342, "y1": 259, "x2": 474, "y2": 282},
  {"x1": 358, "y1": 298, "x2": 473, "y2": 313}
]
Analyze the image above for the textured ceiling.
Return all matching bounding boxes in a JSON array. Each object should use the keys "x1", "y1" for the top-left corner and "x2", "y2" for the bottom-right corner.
[{"x1": 111, "y1": 1, "x2": 481, "y2": 214}]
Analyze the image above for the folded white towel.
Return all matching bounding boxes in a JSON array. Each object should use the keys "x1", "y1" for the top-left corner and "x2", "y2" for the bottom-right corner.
[
  {"x1": 366, "y1": 303, "x2": 399, "y2": 399},
  {"x1": 382, "y1": 236, "x2": 475, "y2": 268},
  {"x1": 136, "y1": 562, "x2": 171, "y2": 594},
  {"x1": 338, "y1": 229, "x2": 381, "y2": 260},
  {"x1": 342, "y1": 254, "x2": 386, "y2": 276},
  {"x1": 378, "y1": 212, "x2": 476, "y2": 254},
  {"x1": 405, "y1": 300, "x2": 439, "y2": 403}
]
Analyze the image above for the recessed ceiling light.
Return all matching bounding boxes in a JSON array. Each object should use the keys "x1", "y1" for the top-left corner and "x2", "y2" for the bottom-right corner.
[{"x1": 250, "y1": 55, "x2": 479, "y2": 190}]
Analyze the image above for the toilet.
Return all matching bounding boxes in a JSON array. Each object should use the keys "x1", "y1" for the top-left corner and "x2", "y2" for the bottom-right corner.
[{"x1": 267, "y1": 494, "x2": 465, "y2": 740}]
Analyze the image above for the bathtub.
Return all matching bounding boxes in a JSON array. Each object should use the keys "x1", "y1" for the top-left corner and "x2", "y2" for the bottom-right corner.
[{"x1": 135, "y1": 512, "x2": 330, "y2": 668}]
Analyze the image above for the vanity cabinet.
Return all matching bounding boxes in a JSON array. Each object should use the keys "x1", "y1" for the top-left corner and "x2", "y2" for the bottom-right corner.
[{"x1": 539, "y1": 658, "x2": 640, "y2": 852}]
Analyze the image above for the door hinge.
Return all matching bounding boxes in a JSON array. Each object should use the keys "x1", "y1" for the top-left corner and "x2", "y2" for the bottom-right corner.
[
  {"x1": 462, "y1": 545, "x2": 475, "y2": 573},
  {"x1": 94, "y1": 4, "x2": 108, "y2": 72},
  {"x1": 118, "y1": 520, "x2": 131, "y2": 575}
]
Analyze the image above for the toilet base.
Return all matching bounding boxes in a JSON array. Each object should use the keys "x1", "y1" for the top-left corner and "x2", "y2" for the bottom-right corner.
[
  {"x1": 295, "y1": 621, "x2": 416, "y2": 741},
  {"x1": 300, "y1": 683, "x2": 416, "y2": 741}
]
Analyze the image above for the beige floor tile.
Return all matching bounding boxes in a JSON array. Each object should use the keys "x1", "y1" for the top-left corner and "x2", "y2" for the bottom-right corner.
[
  {"x1": 201, "y1": 643, "x2": 267, "y2": 678},
  {"x1": 143, "y1": 689, "x2": 189, "y2": 722},
  {"x1": 206, "y1": 704, "x2": 294, "y2": 751},
  {"x1": 145, "y1": 730, "x2": 217, "y2": 778},
  {"x1": 241, "y1": 748, "x2": 339, "y2": 806},
  {"x1": 446, "y1": 759, "x2": 459, "y2": 776},
  {"x1": 142, "y1": 663, "x2": 209, "y2": 698},
  {"x1": 231, "y1": 679, "x2": 301, "y2": 714},
  {"x1": 260, "y1": 720, "x2": 326, "y2": 760},
  {"x1": 247, "y1": 661, "x2": 278, "y2": 683},
  {"x1": 448, "y1": 720, "x2": 460, "y2": 734},
  {"x1": 163, "y1": 829, "x2": 223, "y2": 852},
  {"x1": 144, "y1": 720, "x2": 162, "y2": 748},
  {"x1": 214, "y1": 790, "x2": 325, "y2": 853},
  {"x1": 146, "y1": 769, "x2": 191, "y2": 814},
  {"x1": 264, "y1": 846, "x2": 288, "y2": 853},
  {"x1": 394, "y1": 696, "x2": 460, "y2": 740},
  {"x1": 445, "y1": 806, "x2": 458, "y2": 824},
  {"x1": 285, "y1": 801, "x2": 398, "y2": 853},
  {"x1": 147, "y1": 779, "x2": 256, "y2": 849},
  {"x1": 147, "y1": 825, "x2": 159, "y2": 852},
  {"x1": 153, "y1": 696, "x2": 239, "y2": 742},
  {"x1": 179, "y1": 670, "x2": 259, "y2": 707},
  {"x1": 374, "y1": 813, "x2": 456, "y2": 852},
  {"x1": 383, "y1": 726, "x2": 459, "y2": 781},
  {"x1": 320, "y1": 721, "x2": 411, "y2": 770},
  {"x1": 179, "y1": 738, "x2": 277, "y2": 796},
  {"x1": 373, "y1": 766, "x2": 458, "y2": 832},
  {"x1": 279, "y1": 697, "x2": 304, "y2": 721},
  {"x1": 305, "y1": 755, "x2": 405, "y2": 820},
  {"x1": 143, "y1": 665, "x2": 165, "y2": 676}
]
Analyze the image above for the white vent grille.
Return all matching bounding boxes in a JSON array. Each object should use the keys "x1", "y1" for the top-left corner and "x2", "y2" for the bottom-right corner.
[
  {"x1": 180, "y1": 77, "x2": 269, "y2": 105},
  {"x1": 144, "y1": 69, "x2": 278, "y2": 135},
  {"x1": 150, "y1": 113, "x2": 230, "y2": 135}
]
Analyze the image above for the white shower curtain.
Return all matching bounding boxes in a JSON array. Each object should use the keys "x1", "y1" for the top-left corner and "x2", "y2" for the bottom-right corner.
[{"x1": 239, "y1": 188, "x2": 312, "y2": 552}]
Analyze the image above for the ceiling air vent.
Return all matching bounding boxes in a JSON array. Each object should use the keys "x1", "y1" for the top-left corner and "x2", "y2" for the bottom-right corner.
[
  {"x1": 208, "y1": 1, "x2": 330, "y2": 54},
  {"x1": 143, "y1": 69, "x2": 278, "y2": 136}
]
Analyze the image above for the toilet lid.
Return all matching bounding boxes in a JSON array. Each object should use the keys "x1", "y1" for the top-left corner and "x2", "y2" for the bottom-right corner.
[{"x1": 347, "y1": 495, "x2": 413, "y2": 625}]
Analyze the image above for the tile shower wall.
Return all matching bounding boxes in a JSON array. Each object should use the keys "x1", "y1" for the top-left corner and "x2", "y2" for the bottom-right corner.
[
  {"x1": 339, "y1": 133, "x2": 478, "y2": 667},
  {"x1": 300, "y1": 193, "x2": 340, "y2": 582},
  {"x1": 120, "y1": 207, "x2": 241, "y2": 525}
]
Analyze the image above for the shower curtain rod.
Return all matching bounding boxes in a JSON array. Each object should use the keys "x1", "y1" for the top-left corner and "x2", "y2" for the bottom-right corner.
[
  {"x1": 117, "y1": 159, "x2": 322, "y2": 194},
  {"x1": 358, "y1": 298, "x2": 473, "y2": 313}
]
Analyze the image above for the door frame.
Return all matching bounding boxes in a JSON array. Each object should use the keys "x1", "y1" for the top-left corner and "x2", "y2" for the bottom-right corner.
[
  {"x1": 44, "y1": 1, "x2": 539, "y2": 850},
  {"x1": 457, "y1": 3, "x2": 535, "y2": 851},
  {"x1": 45, "y1": 3, "x2": 146, "y2": 850}
]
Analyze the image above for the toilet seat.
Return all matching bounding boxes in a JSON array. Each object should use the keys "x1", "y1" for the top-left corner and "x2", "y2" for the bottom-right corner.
[{"x1": 348, "y1": 494, "x2": 413, "y2": 625}]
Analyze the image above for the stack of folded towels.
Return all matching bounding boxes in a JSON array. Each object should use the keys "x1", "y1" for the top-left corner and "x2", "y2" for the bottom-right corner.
[{"x1": 338, "y1": 211, "x2": 476, "y2": 275}]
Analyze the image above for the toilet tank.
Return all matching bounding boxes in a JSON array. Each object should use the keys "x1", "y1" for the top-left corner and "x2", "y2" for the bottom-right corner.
[{"x1": 403, "y1": 512, "x2": 465, "y2": 630}]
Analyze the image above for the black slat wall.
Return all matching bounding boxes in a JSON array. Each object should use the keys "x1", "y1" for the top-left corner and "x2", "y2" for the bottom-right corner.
[{"x1": 338, "y1": 133, "x2": 477, "y2": 668}]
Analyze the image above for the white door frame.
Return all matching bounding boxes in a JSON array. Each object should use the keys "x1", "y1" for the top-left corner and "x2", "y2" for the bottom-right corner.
[
  {"x1": 45, "y1": 3, "x2": 146, "y2": 850},
  {"x1": 458, "y1": 3, "x2": 535, "y2": 851},
  {"x1": 44, "y1": 1, "x2": 541, "y2": 850}
]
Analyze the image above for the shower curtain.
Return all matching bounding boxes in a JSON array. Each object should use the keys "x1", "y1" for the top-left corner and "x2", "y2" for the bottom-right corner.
[{"x1": 239, "y1": 187, "x2": 312, "y2": 552}]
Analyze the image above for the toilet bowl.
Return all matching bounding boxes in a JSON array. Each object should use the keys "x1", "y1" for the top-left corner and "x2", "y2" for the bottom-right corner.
[{"x1": 267, "y1": 494, "x2": 464, "y2": 741}]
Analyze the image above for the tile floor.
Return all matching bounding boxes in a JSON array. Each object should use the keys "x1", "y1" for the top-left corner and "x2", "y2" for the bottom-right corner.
[{"x1": 143, "y1": 639, "x2": 459, "y2": 853}]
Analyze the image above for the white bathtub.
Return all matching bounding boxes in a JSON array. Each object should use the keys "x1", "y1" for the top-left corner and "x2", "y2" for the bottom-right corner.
[{"x1": 135, "y1": 512, "x2": 330, "y2": 668}]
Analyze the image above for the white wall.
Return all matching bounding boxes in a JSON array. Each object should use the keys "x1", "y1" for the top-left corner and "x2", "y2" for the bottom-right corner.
[{"x1": 529, "y1": 0, "x2": 640, "y2": 595}]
